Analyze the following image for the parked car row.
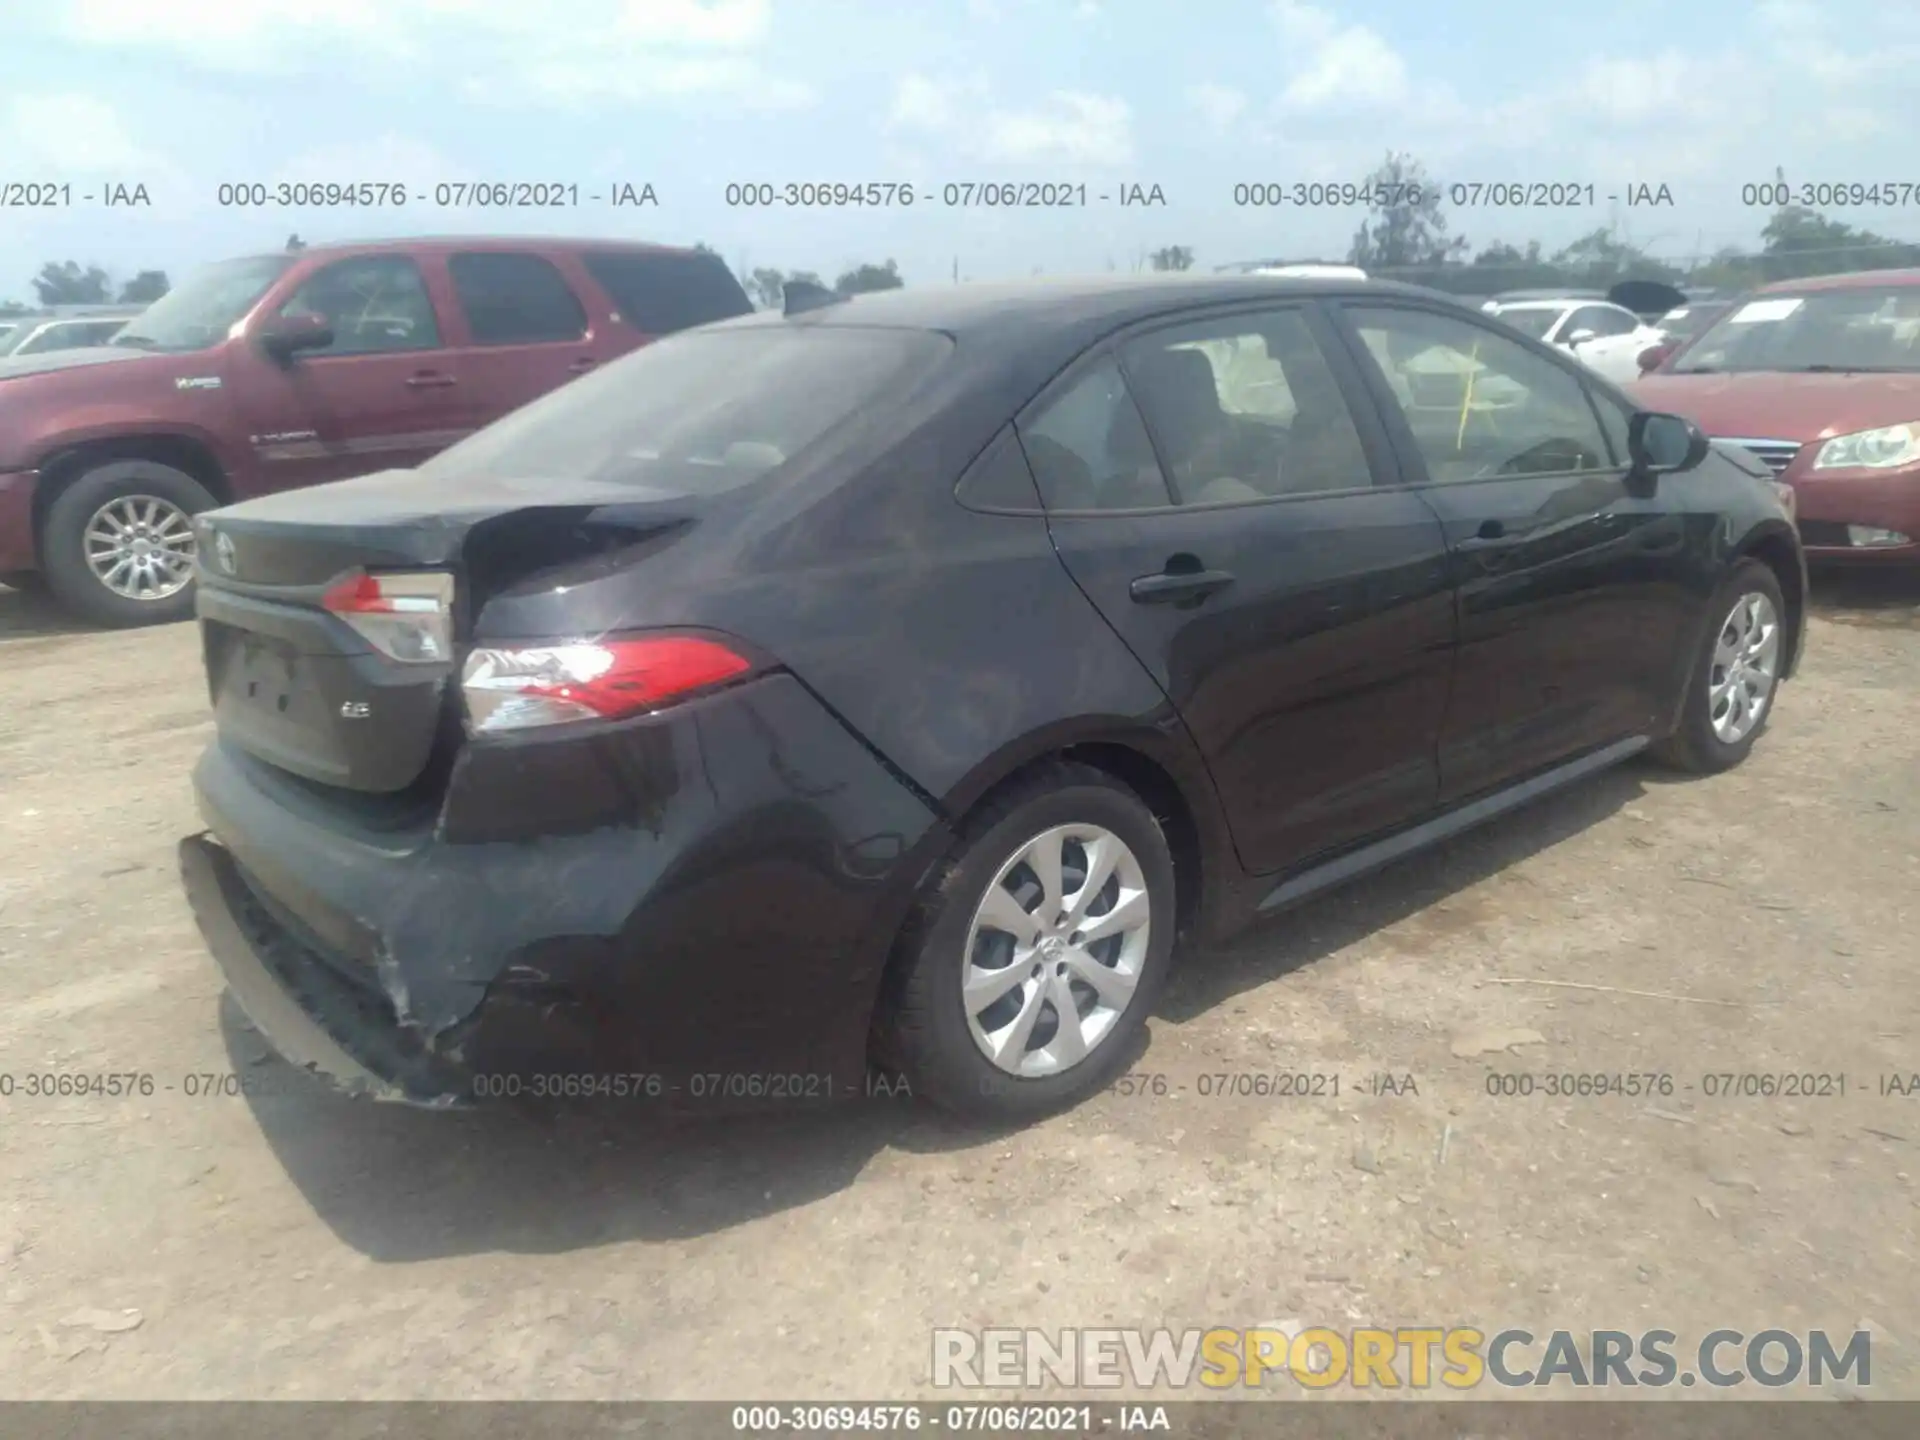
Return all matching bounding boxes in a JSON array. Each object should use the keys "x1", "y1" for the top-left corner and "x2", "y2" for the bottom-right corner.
[
  {"x1": 0, "y1": 306, "x2": 143, "y2": 358},
  {"x1": 1632, "y1": 267, "x2": 1920, "y2": 561},
  {"x1": 0, "y1": 236, "x2": 755, "y2": 623},
  {"x1": 167, "y1": 266, "x2": 1807, "y2": 1118}
]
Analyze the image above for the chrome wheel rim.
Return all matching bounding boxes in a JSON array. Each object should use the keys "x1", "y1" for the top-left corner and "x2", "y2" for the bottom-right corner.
[
  {"x1": 1708, "y1": 590, "x2": 1780, "y2": 745},
  {"x1": 962, "y1": 823, "x2": 1152, "y2": 1078},
  {"x1": 84, "y1": 495, "x2": 197, "y2": 601}
]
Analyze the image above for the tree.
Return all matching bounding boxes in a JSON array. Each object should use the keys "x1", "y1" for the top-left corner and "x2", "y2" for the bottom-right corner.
[
  {"x1": 746, "y1": 268, "x2": 825, "y2": 309},
  {"x1": 1550, "y1": 227, "x2": 1682, "y2": 288},
  {"x1": 117, "y1": 270, "x2": 170, "y2": 304},
  {"x1": 1348, "y1": 153, "x2": 1467, "y2": 270},
  {"x1": 1149, "y1": 245, "x2": 1194, "y2": 272},
  {"x1": 834, "y1": 259, "x2": 904, "y2": 295},
  {"x1": 33, "y1": 261, "x2": 112, "y2": 306},
  {"x1": 692, "y1": 241, "x2": 721, "y2": 256},
  {"x1": 1757, "y1": 206, "x2": 1919, "y2": 279}
]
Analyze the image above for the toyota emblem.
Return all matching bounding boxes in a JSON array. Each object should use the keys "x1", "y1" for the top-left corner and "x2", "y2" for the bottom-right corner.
[{"x1": 213, "y1": 529, "x2": 237, "y2": 576}]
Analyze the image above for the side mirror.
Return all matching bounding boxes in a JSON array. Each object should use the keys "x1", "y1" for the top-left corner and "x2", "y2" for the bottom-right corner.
[
  {"x1": 1565, "y1": 327, "x2": 1598, "y2": 347},
  {"x1": 1628, "y1": 411, "x2": 1711, "y2": 478},
  {"x1": 1637, "y1": 342, "x2": 1675, "y2": 375},
  {"x1": 256, "y1": 311, "x2": 334, "y2": 360}
]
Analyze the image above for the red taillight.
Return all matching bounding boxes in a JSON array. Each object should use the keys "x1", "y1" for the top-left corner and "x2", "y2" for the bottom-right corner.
[
  {"x1": 324, "y1": 572, "x2": 458, "y2": 668},
  {"x1": 320, "y1": 570, "x2": 455, "y2": 664},
  {"x1": 461, "y1": 635, "x2": 754, "y2": 735}
]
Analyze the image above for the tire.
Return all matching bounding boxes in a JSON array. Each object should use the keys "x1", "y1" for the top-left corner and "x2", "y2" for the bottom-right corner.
[
  {"x1": 1652, "y1": 558, "x2": 1788, "y2": 774},
  {"x1": 40, "y1": 461, "x2": 217, "y2": 628},
  {"x1": 880, "y1": 762, "x2": 1177, "y2": 1121}
]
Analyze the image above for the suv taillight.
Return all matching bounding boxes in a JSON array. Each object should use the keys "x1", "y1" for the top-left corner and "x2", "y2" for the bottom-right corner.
[
  {"x1": 321, "y1": 571, "x2": 454, "y2": 664},
  {"x1": 460, "y1": 634, "x2": 754, "y2": 735}
]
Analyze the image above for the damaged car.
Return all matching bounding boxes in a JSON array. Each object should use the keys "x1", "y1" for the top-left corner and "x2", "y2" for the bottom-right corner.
[{"x1": 179, "y1": 274, "x2": 1805, "y2": 1120}]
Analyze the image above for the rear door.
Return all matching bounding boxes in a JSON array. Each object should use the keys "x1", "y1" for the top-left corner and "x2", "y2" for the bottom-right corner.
[
  {"x1": 1330, "y1": 299, "x2": 1690, "y2": 802},
  {"x1": 228, "y1": 252, "x2": 472, "y2": 491},
  {"x1": 1021, "y1": 302, "x2": 1457, "y2": 876},
  {"x1": 441, "y1": 250, "x2": 603, "y2": 420}
]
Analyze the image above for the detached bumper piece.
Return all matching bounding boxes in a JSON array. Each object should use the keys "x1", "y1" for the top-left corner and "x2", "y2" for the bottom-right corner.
[{"x1": 179, "y1": 834, "x2": 471, "y2": 1106}]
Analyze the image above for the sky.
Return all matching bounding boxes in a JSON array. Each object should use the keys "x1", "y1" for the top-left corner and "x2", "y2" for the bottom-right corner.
[{"x1": 5, "y1": 0, "x2": 1919, "y2": 301}]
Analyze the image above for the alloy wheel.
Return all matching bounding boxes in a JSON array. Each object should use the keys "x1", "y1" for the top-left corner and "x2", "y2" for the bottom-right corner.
[
  {"x1": 1708, "y1": 589, "x2": 1781, "y2": 745},
  {"x1": 83, "y1": 495, "x2": 197, "y2": 602},
  {"x1": 962, "y1": 823, "x2": 1152, "y2": 1078}
]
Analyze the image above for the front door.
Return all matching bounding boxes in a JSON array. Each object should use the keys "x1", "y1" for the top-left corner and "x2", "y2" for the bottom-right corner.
[
  {"x1": 1020, "y1": 302, "x2": 1457, "y2": 876},
  {"x1": 1333, "y1": 300, "x2": 1686, "y2": 802},
  {"x1": 229, "y1": 253, "x2": 474, "y2": 491}
]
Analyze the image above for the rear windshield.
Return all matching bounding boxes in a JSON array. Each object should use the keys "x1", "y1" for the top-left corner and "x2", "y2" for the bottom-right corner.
[
  {"x1": 581, "y1": 250, "x2": 755, "y2": 335},
  {"x1": 416, "y1": 325, "x2": 953, "y2": 495}
]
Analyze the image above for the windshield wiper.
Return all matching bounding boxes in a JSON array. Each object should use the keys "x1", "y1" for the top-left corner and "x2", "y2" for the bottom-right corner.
[
  {"x1": 109, "y1": 333, "x2": 160, "y2": 350},
  {"x1": 1796, "y1": 363, "x2": 1912, "y2": 373}
]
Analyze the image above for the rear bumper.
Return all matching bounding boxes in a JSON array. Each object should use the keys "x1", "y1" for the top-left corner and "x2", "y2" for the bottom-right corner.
[
  {"x1": 181, "y1": 672, "x2": 949, "y2": 1109},
  {"x1": 1789, "y1": 470, "x2": 1920, "y2": 562},
  {"x1": 0, "y1": 468, "x2": 37, "y2": 572}
]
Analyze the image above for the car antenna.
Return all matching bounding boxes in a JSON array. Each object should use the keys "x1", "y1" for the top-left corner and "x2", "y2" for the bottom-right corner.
[{"x1": 783, "y1": 280, "x2": 848, "y2": 316}]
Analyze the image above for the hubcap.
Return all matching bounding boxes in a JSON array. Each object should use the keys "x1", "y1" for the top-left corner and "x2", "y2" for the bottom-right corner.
[
  {"x1": 1708, "y1": 590, "x2": 1781, "y2": 745},
  {"x1": 84, "y1": 495, "x2": 197, "y2": 601},
  {"x1": 962, "y1": 823, "x2": 1152, "y2": 1078}
]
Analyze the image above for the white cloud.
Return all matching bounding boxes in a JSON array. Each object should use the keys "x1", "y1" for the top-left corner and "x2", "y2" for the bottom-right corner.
[
  {"x1": 1188, "y1": 82, "x2": 1249, "y2": 134},
  {"x1": 886, "y1": 75, "x2": 1131, "y2": 166},
  {"x1": 48, "y1": 0, "x2": 809, "y2": 110},
  {"x1": 0, "y1": 93, "x2": 171, "y2": 176},
  {"x1": 268, "y1": 133, "x2": 472, "y2": 191},
  {"x1": 1270, "y1": 0, "x2": 1408, "y2": 111},
  {"x1": 981, "y1": 92, "x2": 1132, "y2": 166}
]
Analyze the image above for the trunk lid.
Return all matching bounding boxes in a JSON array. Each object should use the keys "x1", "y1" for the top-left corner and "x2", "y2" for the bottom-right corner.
[{"x1": 195, "y1": 466, "x2": 707, "y2": 796}]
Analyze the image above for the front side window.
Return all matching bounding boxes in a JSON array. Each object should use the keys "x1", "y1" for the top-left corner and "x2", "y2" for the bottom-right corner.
[
  {"x1": 1122, "y1": 308, "x2": 1373, "y2": 502},
  {"x1": 279, "y1": 256, "x2": 441, "y2": 354},
  {"x1": 1348, "y1": 306, "x2": 1611, "y2": 484},
  {"x1": 1490, "y1": 306, "x2": 1563, "y2": 342},
  {"x1": 1566, "y1": 305, "x2": 1638, "y2": 340},
  {"x1": 1017, "y1": 357, "x2": 1174, "y2": 512},
  {"x1": 448, "y1": 252, "x2": 589, "y2": 345}
]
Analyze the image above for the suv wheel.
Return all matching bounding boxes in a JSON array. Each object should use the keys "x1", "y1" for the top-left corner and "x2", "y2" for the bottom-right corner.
[
  {"x1": 41, "y1": 460, "x2": 216, "y2": 628},
  {"x1": 880, "y1": 763, "x2": 1176, "y2": 1120},
  {"x1": 1652, "y1": 558, "x2": 1786, "y2": 774}
]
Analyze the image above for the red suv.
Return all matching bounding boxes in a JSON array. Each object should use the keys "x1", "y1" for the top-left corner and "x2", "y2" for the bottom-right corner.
[
  {"x1": 0, "y1": 236, "x2": 754, "y2": 624},
  {"x1": 1632, "y1": 268, "x2": 1920, "y2": 563}
]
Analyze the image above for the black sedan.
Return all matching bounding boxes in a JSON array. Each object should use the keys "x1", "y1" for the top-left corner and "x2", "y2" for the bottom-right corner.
[{"x1": 178, "y1": 274, "x2": 1805, "y2": 1120}]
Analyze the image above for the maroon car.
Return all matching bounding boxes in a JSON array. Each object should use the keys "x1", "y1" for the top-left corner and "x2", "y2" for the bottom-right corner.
[
  {"x1": 1632, "y1": 268, "x2": 1920, "y2": 563},
  {"x1": 0, "y1": 236, "x2": 754, "y2": 624}
]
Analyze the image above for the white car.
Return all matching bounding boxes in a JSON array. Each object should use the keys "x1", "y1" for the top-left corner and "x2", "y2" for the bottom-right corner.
[{"x1": 1482, "y1": 297, "x2": 1665, "y2": 385}]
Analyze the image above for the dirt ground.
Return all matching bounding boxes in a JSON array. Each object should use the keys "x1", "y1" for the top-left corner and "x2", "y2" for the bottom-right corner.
[{"x1": 1, "y1": 569, "x2": 1916, "y2": 1403}]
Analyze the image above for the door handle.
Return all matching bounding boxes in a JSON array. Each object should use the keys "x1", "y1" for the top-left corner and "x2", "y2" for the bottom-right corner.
[
  {"x1": 567, "y1": 357, "x2": 598, "y2": 374},
  {"x1": 1457, "y1": 518, "x2": 1517, "y2": 553},
  {"x1": 1129, "y1": 567, "x2": 1236, "y2": 605},
  {"x1": 405, "y1": 371, "x2": 457, "y2": 388}
]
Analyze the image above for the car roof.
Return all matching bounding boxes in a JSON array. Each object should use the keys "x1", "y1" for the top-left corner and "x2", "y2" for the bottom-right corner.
[
  {"x1": 238, "y1": 235, "x2": 705, "y2": 262},
  {"x1": 1755, "y1": 267, "x2": 1920, "y2": 294},
  {"x1": 1488, "y1": 299, "x2": 1581, "y2": 311},
  {"x1": 727, "y1": 273, "x2": 1434, "y2": 338}
]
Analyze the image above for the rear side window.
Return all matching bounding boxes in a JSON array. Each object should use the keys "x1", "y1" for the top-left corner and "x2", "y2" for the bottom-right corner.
[
  {"x1": 418, "y1": 326, "x2": 953, "y2": 495},
  {"x1": 1018, "y1": 358, "x2": 1174, "y2": 511},
  {"x1": 580, "y1": 250, "x2": 754, "y2": 335},
  {"x1": 448, "y1": 252, "x2": 589, "y2": 344}
]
